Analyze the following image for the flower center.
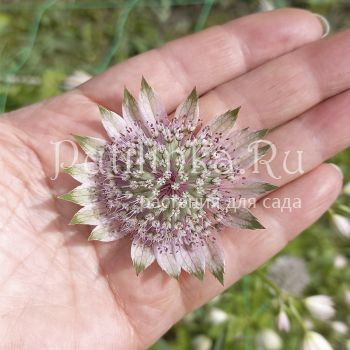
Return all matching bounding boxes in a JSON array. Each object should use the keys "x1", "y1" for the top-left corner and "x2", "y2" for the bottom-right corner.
[{"x1": 94, "y1": 121, "x2": 234, "y2": 245}]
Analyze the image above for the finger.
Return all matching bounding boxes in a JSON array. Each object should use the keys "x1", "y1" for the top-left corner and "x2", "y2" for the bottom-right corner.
[
  {"x1": 174, "y1": 89, "x2": 350, "y2": 311},
  {"x1": 198, "y1": 29, "x2": 350, "y2": 130},
  {"x1": 79, "y1": 8, "x2": 324, "y2": 113},
  {"x1": 253, "y1": 88, "x2": 350, "y2": 186},
  {"x1": 2, "y1": 9, "x2": 324, "y2": 178},
  {"x1": 179, "y1": 163, "x2": 342, "y2": 315}
]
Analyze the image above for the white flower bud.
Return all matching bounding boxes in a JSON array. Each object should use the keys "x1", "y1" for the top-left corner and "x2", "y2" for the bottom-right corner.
[
  {"x1": 345, "y1": 290, "x2": 350, "y2": 306},
  {"x1": 331, "y1": 214, "x2": 350, "y2": 238},
  {"x1": 334, "y1": 255, "x2": 347, "y2": 269},
  {"x1": 207, "y1": 307, "x2": 229, "y2": 325},
  {"x1": 256, "y1": 329, "x2": 282, "y2": 350},
  {"x1": 304, "y1": 295, "x2": 335, "y2": 321},
  {"x1": 62, "y1": 70, "x2": 92, "y2": 90},
  {"x1": 208, "y1": 295, "x2": 222, "y2": 305},
  {"x1": 276, "y1": 310, "x2": 290, "y2": 332},
  {"x1": 331, "y1": 321, "x2": 348, "y2": 335},
  {"x1": 183, "y1": 311, "x2": 195, "y2": 324},
  {"x1": 259, "y1": 0, "x2": 275, "y2": 12},
  {"x1": 192, "y1": 335, "x2": 212, "y2": 350},
  {"x1": 344, "y1": 182, "x2": 350, "y2": 196},
  {"x1": 303, "y1": 318, "x2": 314, "y2": 330},
  {"x1": 302, "y1": 331, "x2": 333, "y2": 350}
]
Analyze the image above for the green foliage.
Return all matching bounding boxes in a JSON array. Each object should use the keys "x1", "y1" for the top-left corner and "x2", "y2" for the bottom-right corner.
[
  {"x1": 1, "y1": 1, "x2": 349, "y2": 349},
  {"x1": 2, "y1": 0, "x2": 349, "y2": 112}
]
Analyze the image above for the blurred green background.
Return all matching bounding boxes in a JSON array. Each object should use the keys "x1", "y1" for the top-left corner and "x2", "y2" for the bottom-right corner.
[{"x1": 0, "y1": 1, "x2": 349, "y2": 349}]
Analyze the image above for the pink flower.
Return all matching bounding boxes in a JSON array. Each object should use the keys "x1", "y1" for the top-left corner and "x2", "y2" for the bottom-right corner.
[
  {"x1": 60, "y1": 79, "x2": 275, "y2": 282},
  {"x1": 276, "y1": 310, "x2": 290, "y2": 332}
]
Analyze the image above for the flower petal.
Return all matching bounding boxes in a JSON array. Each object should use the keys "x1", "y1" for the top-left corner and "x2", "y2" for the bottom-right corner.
[
  {"x1": 175, "y1": 244, "x2": 205, "y2": 280},
  {"x1": 226, "y1": 127, "x2": 267, "y2": 152},
  {"x1": 88, "y1": 225, "x2": 124, "y2": 242},
  {"x1": 174, "y1": 88, "x2": 199, "y2": 125},
  {"x1": 73, "y1": 135, "x2": 106, "y2": 161},
  {"x1": 69, "y1": 206, "x2": 101, "y2": 225},
  {"x1": 138, "y1": 77, "x2": 167, "y2": 124},
  {"x1": 63, "y1": 162, "x2": 97, "y2": 183},
  {"x1": 229, "y1": 180, "x2": 278, "y2": 198},
  {"x1": 229, "y1": 126, "x2": 267, "y2": 142},
  {"x1": 122, "y1": 88, "x2": 153, "y2": 135},
  {"x1": 99, "y1": 105, "x2": 127, "y2": 139},
  {"x1": 58, "y1": 185, "x2": 96, "y2": 205},
  {"x1": 233, "y1": 143, "x2": 271, "y2": 170},
  {"x1": 210, "y1": 108, "x2": 240, "y2": 136},
  {"x1": 220, "y1": 208, "x2": 265, "y2": 229},
  {"x1": 131, "y1": 239, "x2": 155, "y2": 275},
  {"x1": 203, "y1": 236, "x2": 225, "y2": 285},
  {"x1": 154, "y1": 243, "x2": 181, "y2": 279},
  {"x1": 122, "y1": 88, "x2": 138, "y2": 123}
]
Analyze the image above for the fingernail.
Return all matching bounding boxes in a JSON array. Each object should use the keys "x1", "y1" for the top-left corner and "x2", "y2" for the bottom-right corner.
[
  {"x1": 313, "y1": 13, "x2": 330, "y2": 38},
  {"x1": 329, "y1": 163, "x2": 343, "y2": 177}
]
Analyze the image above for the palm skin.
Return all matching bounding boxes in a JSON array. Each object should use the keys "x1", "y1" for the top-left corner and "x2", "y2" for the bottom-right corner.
[{"x1": 1, "y1": 8, "x2": 350, "y2": 350}]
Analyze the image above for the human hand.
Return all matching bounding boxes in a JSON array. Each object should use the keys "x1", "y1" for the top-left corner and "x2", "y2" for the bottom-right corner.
[{"x1": 0, "y1": 8, "x2": 349, "y2": 350}]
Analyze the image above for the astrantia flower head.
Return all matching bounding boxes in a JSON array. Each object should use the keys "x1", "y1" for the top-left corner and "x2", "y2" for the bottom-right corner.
[
  {"x1": 268, "y1": 255, "x2": 310, "y2": 296},
  {"x1": 60, "y1": 78, "x2": 276, "y2": 283}
]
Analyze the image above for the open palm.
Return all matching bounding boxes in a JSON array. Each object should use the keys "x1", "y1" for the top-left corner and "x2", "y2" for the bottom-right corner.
[{"x1": 1, "y1": 9, "x2": 349, "y2": 350}]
